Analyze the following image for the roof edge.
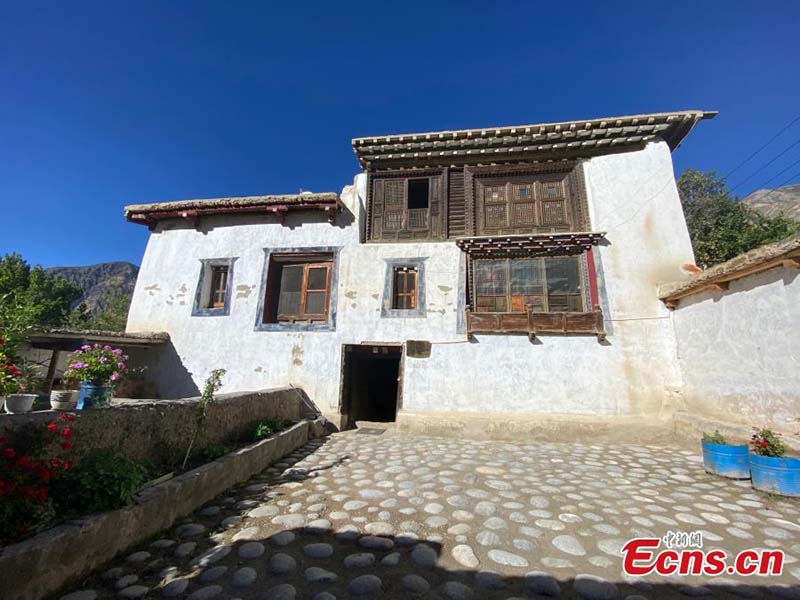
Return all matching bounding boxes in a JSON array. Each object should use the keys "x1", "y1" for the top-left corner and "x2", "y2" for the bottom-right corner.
[{"x1": 658, "y1": 234, "x2": 800, "y2": 304}]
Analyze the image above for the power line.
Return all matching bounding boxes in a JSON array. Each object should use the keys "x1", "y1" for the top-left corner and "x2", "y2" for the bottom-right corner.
[
  {"x1": 747, "y1": 169, "x2": 800, "y2": 208},
  {"x1": 757, "y1": 155, "x2": 800, "y2": 190},
  {"x1": 723, "y1": 114, "x2": 800, "y2": 180},
  {"x1": 730, "y1": 136, "x2": 800, "y2": 193}
]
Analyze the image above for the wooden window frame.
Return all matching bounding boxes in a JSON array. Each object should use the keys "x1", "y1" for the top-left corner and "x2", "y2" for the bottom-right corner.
[
  {"x1": 392, "y1": 266, "x2": 418, "y2": 310},
  {"x1": 192, "y1": 257, "x2": 237, "y2": 317},
  {"x1": 367, "y1": 170, "x2": 446, "y2": 242},
  {"x1": 276, "y1": 261, "x2": 332, "y2": 322},
  {"x1": 465, "y1": 163, "x2": 589, "y2": 237},
  {"x1": 472, "y1": 254, "x2": 587, "y2": 314},
  {"x1": 208, "y1": 265, "x2": 229, "y2": 309}
]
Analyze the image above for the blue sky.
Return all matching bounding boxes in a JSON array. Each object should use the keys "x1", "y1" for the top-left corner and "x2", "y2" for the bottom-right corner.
[{"x1": 2, "y1": 1, "x2": 799, "y2": 267}]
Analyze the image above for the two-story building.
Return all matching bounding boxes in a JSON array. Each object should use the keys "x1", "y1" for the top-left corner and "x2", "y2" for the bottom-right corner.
[{"x1": 124, "y1": 109, "x2": 716, "y2": 434}]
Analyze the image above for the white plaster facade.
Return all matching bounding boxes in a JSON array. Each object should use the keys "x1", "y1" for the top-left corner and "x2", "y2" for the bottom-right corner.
[
  {"x1": 127, "y1": 140, "x2": 696, "y2": 425},
  {"x1": 670, "y1": 266, "x2": 800, "y2": 428}
]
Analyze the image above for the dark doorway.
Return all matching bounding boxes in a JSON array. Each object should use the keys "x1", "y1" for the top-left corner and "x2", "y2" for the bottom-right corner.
[{"x1": 341, "y1": 345, "x2": 401, "y2": 428}]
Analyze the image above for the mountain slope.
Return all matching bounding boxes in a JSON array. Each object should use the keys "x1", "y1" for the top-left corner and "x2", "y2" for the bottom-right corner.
[
  {"x1": 46, "y1": 262, "x2": 139, "y2": 313},
  {"x1": 743, "y1": 184, "x2": 800, "y2": 221}
]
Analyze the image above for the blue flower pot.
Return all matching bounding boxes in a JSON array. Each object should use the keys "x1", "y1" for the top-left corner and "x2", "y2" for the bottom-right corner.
[
  {"x1": 749, "y1": 453, "x2": 800, "y2": 497},
  {"x1": 76, "y1": 382, "x2": 112, "y2": 410},
  {"x1": 701, "y1": 441, "x2": 750, "y2": 479}
]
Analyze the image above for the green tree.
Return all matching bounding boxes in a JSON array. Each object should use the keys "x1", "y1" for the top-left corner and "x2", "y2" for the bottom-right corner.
[
  {"x1": 678, "y1": 169, "x2": 798, "y2": 268},
  {"x1": 0, "y1": 254, "x2": 82, "y2": 330},
  {"x1": 89, "y1": 290, "x2": 131, "y2": 332}
]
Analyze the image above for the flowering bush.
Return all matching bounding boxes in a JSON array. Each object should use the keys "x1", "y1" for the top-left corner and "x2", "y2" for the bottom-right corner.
[
  {"x1": 64, "y1": 344, "x2": 128, "y2": 386},
  {"x1": 0, "y1": 343, "x2": 40, "y2": 396},
  {"x1": 751, "y1": 428, "x2": 786, "y2": 458},
  {"x1": 0, "y1": 414, "x2": 76, "y2": 544}
]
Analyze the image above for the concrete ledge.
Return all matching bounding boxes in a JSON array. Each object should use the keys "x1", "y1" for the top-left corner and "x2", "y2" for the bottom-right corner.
[
  {"x1": 672, "y1": 411, "x2": 800, "y2": 453},
  {"x1": 0, "y1": 420, "x2": 315, "y2": 600},
  {"x1": 396, "y1": 410, "x2": 682, "y2": 444}
]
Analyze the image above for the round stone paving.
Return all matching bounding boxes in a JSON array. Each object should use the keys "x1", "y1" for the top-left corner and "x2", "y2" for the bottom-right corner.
[{"x1": 55, "y1": 432, "x2": 800, "y2": 599}]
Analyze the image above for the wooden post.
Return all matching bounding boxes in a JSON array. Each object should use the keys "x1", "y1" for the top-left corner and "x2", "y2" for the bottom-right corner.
[{"x1": 44, "y1": 349, "x2": 60, "y2": 393}]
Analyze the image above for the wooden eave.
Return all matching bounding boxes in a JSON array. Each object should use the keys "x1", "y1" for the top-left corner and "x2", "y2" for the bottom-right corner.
[
  {"x1": 659, "y1": 235, "x2": 800, "y2": 306},
  {"x1": 455, "y1": 232, "x2": 606, "y2": 258},
  {"x1": 351, "y1": 110, "x2": 716, "y2": 169},
  {"x1": 125, "y1": 194, "x2": 342, "y2": 228},
  {"x1": 28, "y1": 329, "x2": 170, "y2": 351}
]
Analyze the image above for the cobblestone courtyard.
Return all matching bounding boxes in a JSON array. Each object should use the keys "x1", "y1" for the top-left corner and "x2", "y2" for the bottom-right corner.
[{"x1": 60, "y1": 431, "x2": 800, "y2": 600}]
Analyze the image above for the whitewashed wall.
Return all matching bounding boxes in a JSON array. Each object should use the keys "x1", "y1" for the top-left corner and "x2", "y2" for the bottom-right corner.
[
  {"x1": 127, "y1": 141, "x2": 695, "y2": 421},
  {"x1": 670, "y1": 267, "x2": 800, "y2": 427}
]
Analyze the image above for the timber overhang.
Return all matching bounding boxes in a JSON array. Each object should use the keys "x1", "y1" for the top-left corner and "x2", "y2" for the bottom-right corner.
[
  {"x1": 125, "y1": 193, "x2": 341, "y2": 229},
  {"x1": 352, "y1": 110, "x2": 717, "y2": 170}
]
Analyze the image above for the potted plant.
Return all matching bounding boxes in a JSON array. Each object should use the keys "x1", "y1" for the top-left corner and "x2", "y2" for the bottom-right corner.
[
  {"x1": 50, "y1": 379, "x2": 79, "y2": 411},
  {"x1": 63, "y1": 344, "x2": 128, "y2": 410},
  {"x1": 700, "y1": 429, "x2": 750, "y2": 479},
  {"x1": 1, "y1": 354, "x2": 41, "y2": 414},
  {"x1": 749, "y1": 428, "x2": 800, "y2": 497}
]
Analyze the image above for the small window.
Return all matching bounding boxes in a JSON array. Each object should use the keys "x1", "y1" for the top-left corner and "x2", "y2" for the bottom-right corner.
[
  {"x1": 193, "y1": 258, "x2": 236, "y2": 316},
  {"x1": 392, "y1": 267, "x2": 418, "y2": 309},
  {"x1": 263, "y1": 255, "x2": 333, "y2": 323},
  {"x1": 208, "y1": 266, "x2": 228, "y2": 308},
  {"x1": 407, "y1": 178, "x2": 429, "y2": 210}
]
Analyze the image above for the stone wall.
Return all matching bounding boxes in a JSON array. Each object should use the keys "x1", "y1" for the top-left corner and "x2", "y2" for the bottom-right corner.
[
  {"x1": 0, "y1": 421, "x2": 316, "y2": 600},
  {"x1": 670, "y1": 265, "x2": 800, "y2": 431},
  {"x1": 0, "y1": 388, "x2": 305, "y2": 466}
]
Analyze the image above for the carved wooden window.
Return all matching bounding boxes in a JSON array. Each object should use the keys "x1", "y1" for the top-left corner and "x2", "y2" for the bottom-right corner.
[
  {"x1": 207, "y1": 266, "x2": 229, "y2": 308},
  {"x1": 370, "y1": 174, "x2": 443, "y2": 241},
  {"x1": 474, "y1": 173, "x2": 575, "y2": 234},
  {"x1": 392, "y1": 266, "x2": 418, "y2": 310},
  {"x1": 473, "y1": 255, "x2": 584, "y2": 313},
  {"x1": 264, "y1": 255, "x2": 333, "y2": 323}
]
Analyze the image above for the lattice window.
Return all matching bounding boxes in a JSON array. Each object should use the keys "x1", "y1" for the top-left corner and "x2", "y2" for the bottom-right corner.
[
  {"x1": 474, "y1": 255, "x2": 584, "y2": 313},
  {"x1": 384, "y1": 180, "x2": 404, "y2": 206},
  {"x1": 384, "y1": 210, "x2": 403, "y2": 231},
  {"x1": 512, "y1": 183, "x2": 533, "y2": 200},
  {"x1": 484, "y1": 185, "x2": 506, "y2": 203},
  {"x1": 541, "y1": 200, "x2": 567, "y2": 225},
  {"x1": 513, "y1": 203, "x2": 537, "y2": 225},
  {"x1": 407, "y1": 208, "x2": 428, "y2": 229},
  {"x1": 544, "y1": 182, "x2": 562, "y2": 198},
  {"x1": 264, "y1": 256, "x2": 333, "y2": 323},
  {"x1": 485, "y1": 204, "x2": 507, "y2": 228},
  {"x1": 208, "y1": 266, "x2": 228, "y2": 308}
]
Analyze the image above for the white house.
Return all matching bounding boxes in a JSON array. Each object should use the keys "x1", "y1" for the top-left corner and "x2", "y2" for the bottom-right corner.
[{"x1": 124, "y1": 110, "x2": 716, "y2": 434}]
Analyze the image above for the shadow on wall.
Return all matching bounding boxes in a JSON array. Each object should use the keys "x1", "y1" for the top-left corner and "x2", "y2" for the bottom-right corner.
[
  {"x1": 52, "y1": 436, "x2": 796, "y2": 600},
  {"x1": 146, "y1": 340, "x2": 200, "y2": 399}
]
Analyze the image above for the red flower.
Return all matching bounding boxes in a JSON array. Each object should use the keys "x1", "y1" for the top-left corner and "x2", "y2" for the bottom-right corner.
[
  {"x1": 61, "y1": 441, "x2": 73, "y2": 451},
  {"x1": 61, "y1": 427, "x2": 73, "y2": 439},
  {"x1": 20, "y1": 486, "x2": 33, "y2": 499},
  {"x1": 62, "y1": 460, "x2": 74, "y2": 471},
  {"x1": 0, "y1": 435, "x2": 8, "y2": 445},
  {"x1": 761, "y1": 440, "x2": 768, "y2": 447},
  {"x1": 39, "y1": 469, "x2": 52, "y2": 482},
  {"x1": 59, "y1": 413, "x2": 76, "y2": 422},
  {"x1": 35, "y1": 487, "x2": 48, "y2": 504},
  {"x1": 2, "y1": 447, "x2": 15, "y2": 459},
  {"x1": 46, "y1": 423, "x2": 58, "y2": 432},
  {"x1": 17, "y1": 455, "x2": 32, "y2": 469},
  {"x1": 49, "y1": 458, "x2": 62, "y2": 469}
]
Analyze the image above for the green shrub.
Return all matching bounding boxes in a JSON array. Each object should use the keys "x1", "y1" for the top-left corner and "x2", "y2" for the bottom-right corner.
[
  {"x1": 50, "y1": 450, "x2": 148, "y2": 516},
  {"x1": 253, "y1": 419, "x2": 285, "y2": 441},
  {"x1": 702, "y1": 430, "x2": 727, "y2": 445},
  {"x1": 200, "y1": 443, "x2": 229, "y2": 462},
  {"x1": 751, "y1": 428, "x2": 786, "y2": 457}
]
